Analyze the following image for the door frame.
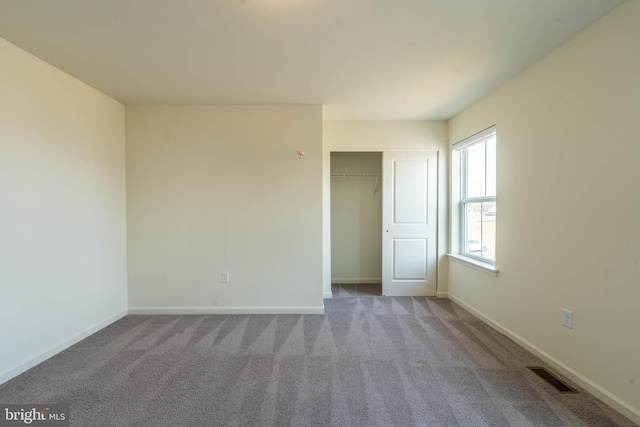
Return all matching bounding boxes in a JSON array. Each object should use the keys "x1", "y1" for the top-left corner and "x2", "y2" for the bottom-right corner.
[{"x1": 324, "y1": 148, "x2": 441, "y2": 298}]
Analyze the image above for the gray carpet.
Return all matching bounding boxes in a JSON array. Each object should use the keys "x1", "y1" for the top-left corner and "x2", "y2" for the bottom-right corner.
[{"x1": 0, "y1": 288, "x2": 635, "y2": 426}]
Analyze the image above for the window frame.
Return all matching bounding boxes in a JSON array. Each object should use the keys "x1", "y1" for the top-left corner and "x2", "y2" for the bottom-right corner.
[{"x1": 453, "y1": 126, "x2": 497, "y2": 266}]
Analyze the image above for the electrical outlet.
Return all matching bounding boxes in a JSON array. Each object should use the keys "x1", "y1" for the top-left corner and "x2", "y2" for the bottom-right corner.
[
  {"x1": 562, "y1": 309, "x2": 573, "y2": 329},
  {"x1": 221, "y1": 272, "x2": 229, "y2": 283}
]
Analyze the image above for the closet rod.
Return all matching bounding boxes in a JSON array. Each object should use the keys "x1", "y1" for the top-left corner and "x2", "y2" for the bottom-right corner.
[
  {"x1": 330, "y1": 173, "x2": 380, "y2": 178},
  {"x1": 331, "y1": 173, "x2": 381, "y2": 196}
]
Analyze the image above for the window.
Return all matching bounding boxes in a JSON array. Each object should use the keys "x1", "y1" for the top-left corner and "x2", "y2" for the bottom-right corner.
[{"x1": 454, "y1": 126, "x2": 496, "y2": 264}]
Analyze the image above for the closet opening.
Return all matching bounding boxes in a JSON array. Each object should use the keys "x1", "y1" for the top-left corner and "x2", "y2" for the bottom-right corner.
[{"x1": 330, "y1": 152, "x2": 382, "y2": 297}]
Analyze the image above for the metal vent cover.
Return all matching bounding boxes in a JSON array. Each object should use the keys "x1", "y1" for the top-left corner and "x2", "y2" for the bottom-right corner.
[{"x1": 527, "y1": 367, "x2": 579, "y2": 394}]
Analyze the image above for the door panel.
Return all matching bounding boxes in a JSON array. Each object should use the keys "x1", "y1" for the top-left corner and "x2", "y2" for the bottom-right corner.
[
  {"x1": 383, "y1": 151, "x2": 437, "y2": 296},
  {"x1": 393, "y1": 238, "x2": 427, "y2": 280},
  {"x1": 394, "y1": 161, "x2": 428, "y2": 224}
]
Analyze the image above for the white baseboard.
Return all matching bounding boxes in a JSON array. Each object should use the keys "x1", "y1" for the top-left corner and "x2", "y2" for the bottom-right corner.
[
  {"x1": 323, "y1": 292, "x2": 333, "y2": 299},
  {"x1": 0, "y1": 310, "x2": 128, "y2": 386},
  {"x1": 128, "y1": 306, "x2": 326, "y2": 315},
  {"x1": 436, "y1": 291, "x2": 448, "y2": 298},
  {"x1": 331, "y1": 278, "x2": 382, "y2": 284},
  {"x1": 447, "y1": 294, "x2": 640, "y2": 426}
]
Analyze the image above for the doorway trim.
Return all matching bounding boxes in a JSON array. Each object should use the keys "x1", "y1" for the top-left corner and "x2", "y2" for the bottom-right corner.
[{"x1": 323, "y1": 146, "x2": 444, "y2": 299}]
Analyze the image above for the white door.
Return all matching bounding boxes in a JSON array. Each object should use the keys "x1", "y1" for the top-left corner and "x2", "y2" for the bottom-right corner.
[{"x1": 382, "y1": 151, "x2": 438, "y2": 296}]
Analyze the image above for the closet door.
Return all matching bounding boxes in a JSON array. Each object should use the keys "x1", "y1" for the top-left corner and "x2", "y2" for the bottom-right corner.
[{"x1": 382, "y1": 151, "x2": 437, "y2": 296}]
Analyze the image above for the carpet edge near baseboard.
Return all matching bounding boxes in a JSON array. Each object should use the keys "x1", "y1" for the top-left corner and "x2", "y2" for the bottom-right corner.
[
  {"x1": 0, "y1": 309, "x2": 128, "y2": 386},
  {"x1": 127, "y1": 306, "x2": 326, "y2": 315},
  {"x1": 447, "y1": 293, "x2": 640, "y2": 426}
]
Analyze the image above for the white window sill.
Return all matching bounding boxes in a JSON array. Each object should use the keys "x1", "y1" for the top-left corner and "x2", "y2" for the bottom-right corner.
[{"x1": 448, "y1": 254, "x2": 499, "y2": 277}]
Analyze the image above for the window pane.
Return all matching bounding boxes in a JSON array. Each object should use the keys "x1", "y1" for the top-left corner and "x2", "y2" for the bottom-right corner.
[
  {"x1": 465, "y1": 201, "x2": 496, "y2": 261},
  {"x1": 486, "y1": 137, "x2": 496, "y2": 197},
  {"x1": 481, "y1": 201, "x2": 496, "y2": 261},
  {"x1": 466, "y1": 141, "x2": 486, "y2": 197},
  {"x1": 465, "y1": 202, "x2": 483, "y2": 254}
]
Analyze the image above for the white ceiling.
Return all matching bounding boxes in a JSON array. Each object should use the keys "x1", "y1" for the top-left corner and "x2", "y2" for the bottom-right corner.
[{"x1": 0, "y1": 0, "x2": 626, "y2": 120}]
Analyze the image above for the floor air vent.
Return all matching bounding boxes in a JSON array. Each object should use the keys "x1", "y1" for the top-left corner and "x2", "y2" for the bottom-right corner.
[{"x1": 527, "y1": 367, "x2": 578, "y2": 394}]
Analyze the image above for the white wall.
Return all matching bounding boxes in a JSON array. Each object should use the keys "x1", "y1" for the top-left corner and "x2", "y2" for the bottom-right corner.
[
  {"x1": 330, "y1": 152, "x2": 382, "y2": 283},
  {"x1": 0, "y1": 38, "x2": 128, "y2": 383},
  {"x1": 126, "y1": 105, "x2": 324, "y2": 313},
  {"x1": 323, "y1": 121, "x2": 449, "y2": 297},
  {"x1": 447, "y1": 1, "x2": 640, "y2": 423}
]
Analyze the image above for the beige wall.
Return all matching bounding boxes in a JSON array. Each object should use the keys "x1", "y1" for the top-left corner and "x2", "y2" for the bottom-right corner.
[
  {"x1": 330, "y1": 152, "x2": 382, "y2": 283},
  {"x1": 448, "y1": 1, "x2": 640, "y2": 423},
  {"x1": 0, "y1": 38, "x2": 127, "y2": 383},
  {"x1": 323, "y1": 121, "x2": 449, "y2": 297},
  {"x1": 126, "y1": 105, "x2": 324, "y2": 313}
]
